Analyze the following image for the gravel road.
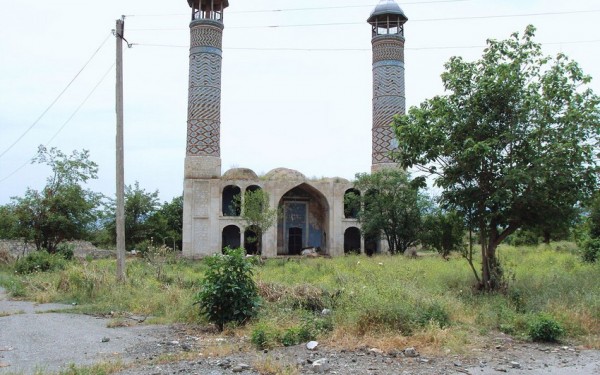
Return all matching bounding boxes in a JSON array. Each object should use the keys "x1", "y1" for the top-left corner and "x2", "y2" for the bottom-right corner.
[{"x1": 1, "y1": 286, "x2": 599, "y2": 375}]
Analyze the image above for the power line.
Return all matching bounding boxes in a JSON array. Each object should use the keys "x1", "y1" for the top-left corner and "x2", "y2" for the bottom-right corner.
[
  {"x1": 125, "y1": 0, "x2": 471, "y2": 17},
  {"x1": 0, "y1": 63, "x2": 115, "y2": 184},
  {"x1": 0, "y1": 33, "x2": 113, "y2": 161},
  {"x1": 134, "y1": 39, "x2": 600, "y2": 52},
  {"x1": 127, "y1": 9, "x2": 600, "y2": 31}
]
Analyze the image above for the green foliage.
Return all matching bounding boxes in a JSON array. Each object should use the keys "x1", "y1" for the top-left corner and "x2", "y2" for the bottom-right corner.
[
  {"x1": 393, "y1": 26, "x2": 600, "y2": 290},
  {"x1": 582, "y1": 238, "x2": 600, "y2": 263},
  {"x1": 237, "y1": 189, "x2": 278, "y2": 254},
  {"x1": 14, "y1": 250, "x2": 67, "y2": 274},
  {"x1": 251, "y1": 323, "x2": 280, "y2": 350},
  {"x1": 102, "y1": 181, "x2": 160, "y2": 250},
  {"x1": 146, "y1": 195, "x2": 183, "y2": 250},
  {"x1": 56, "y1": 243, "x2": 75, "y2": 260},
  {"x1": 589, "y1": 192, "x2": 600, "y2": 239},
  {"x1": 416, "y1": 301, "x2": 451, "y2": 328},
  {"x1": 507, "y1": 229, "x2": 539, "y2": 247},
  {"x1": 528, "y1": 313, "x2": 564, "y2": 342},
  {"x1": 9, "y1": 146, "x2": 101, "y2": 253},
  {"x1": 420, "y1": 209, "x2": 465, "y2": 257},
  {"x1": 0, "y1": 204, "x2": 18, "y2": 239},
  {"x1": 350, "y1": 169, "x2": 428, "y2": 254},
  {"x1": 195, "y1": 247, "x2": 260, "y2": 331}
]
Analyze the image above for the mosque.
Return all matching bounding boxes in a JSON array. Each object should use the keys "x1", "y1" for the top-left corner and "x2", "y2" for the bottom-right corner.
[{"x1": 182, "y1": 0, "x2": 408, "y2": 257}]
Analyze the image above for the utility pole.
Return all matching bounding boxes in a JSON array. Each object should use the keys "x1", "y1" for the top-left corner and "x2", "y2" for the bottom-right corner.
[{"x1": 115, "y1": 17, "x2": 126, "y2": 281}]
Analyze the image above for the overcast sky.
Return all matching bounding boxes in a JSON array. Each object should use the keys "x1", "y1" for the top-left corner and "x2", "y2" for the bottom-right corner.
[{"x1": 1, "y1": 0, "x2": 599, "y2": 205}]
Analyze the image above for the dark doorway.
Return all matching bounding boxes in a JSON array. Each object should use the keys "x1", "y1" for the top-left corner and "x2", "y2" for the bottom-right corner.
[
  {"x1": 244, "y1": 227, "x2": 260, "y2": 255},
  {"x1": 288, "y1": 227, "x2": 303, "y2": 255},
  {"x1": 344, "y1": 227, "x2": 361, "y2": 254},
  {"x1": 222, "y1": 225, "x2": 241, "y2": 251},
  {"x1": 364, "y1": 232, "x2": 379, "y2": 257}
]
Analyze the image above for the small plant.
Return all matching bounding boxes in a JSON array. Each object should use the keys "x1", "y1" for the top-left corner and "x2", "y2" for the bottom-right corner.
[
  {"x1": 251, "y1": 323, "x2": 279, "y2": 350},
  {"x1": 195, "y1": 247, "x2": 260, "y2": 331},
  {"x1": 14, "y1": 250, "x2": 66, "y2": 274},
  {"x1": 528, "y1": 313, "x2": 564, "y2": 342}
]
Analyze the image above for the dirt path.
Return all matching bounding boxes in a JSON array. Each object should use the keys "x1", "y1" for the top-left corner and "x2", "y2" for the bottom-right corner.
[{"x1": 1, "y1": 286, "x2": 599, "y2": 374}]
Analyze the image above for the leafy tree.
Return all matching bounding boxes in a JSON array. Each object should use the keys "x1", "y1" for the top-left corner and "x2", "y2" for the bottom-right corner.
[
  {"x1": 104, "y1": 182, "x2": 160, "y2": 249},
  {"x1": 9, "y1": 146, "x2": 101, "y2": 253},
  {"x1": 349, "y1": 169, "x2": 427, "y2": 255},
  {"x1": 195, "y1": 247, "x2": 260, "y2": 331},
  {"x1": 236, "y1": 189, "x2": 278, "y2": 255},
  {"x1": 146, "y1": 195, "x2": 183, "y2": 250},
  {"x1": 421, "y1": 209, "x2": 465, "y2": 258},
  {"x1": 393, "y1": 26, "x2": 599, "y2": 290},
  {"x1": 0, "y1": 204, "x2": 18, "y2": 239},
  {"x1": 588, "y1": 192, "x2": 600, "y2": 239}
]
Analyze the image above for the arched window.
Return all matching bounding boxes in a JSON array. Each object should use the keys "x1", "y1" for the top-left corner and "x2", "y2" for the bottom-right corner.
[
  {"x1": 222, "y1": 225, "x2": 241, "y2": 251},
  {"x1": 246, "y1": 185, "x2": 261, "y2": 194},
  {"x1": 344, "y1": 227, "x2": 361, "y2": 254},
  {"x1": 222, "y1": 185, "x2": 241, "y2": 216},
  {"x1": 344, "y1": 189, "x2": 361, "y2": 219}
]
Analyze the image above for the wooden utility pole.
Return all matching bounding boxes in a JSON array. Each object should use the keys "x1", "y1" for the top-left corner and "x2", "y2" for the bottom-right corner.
[{"x1": 115, "y1": 17, "x2": 126, "y2": 281}]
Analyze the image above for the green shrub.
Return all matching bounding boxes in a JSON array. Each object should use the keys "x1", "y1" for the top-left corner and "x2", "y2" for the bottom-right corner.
[
  {"x1": 195, "y1": 247, "x2": 260, "y2": 331},
  {"x1": 581, "y1": 238, "x2": 600, "y2": 263},
  {"x1": 528, "y1": 314, "x2": 564, "y2": 342},
  {"x1": 14, "y1": 250, "x2": 66, "y2": 274},
  {"x1": 251, "y1": 323, "x2": 279, "y2": 350},
  {"x1": 56, "y1": 243, "x2": 75, "y2": 260},
  {"x1": 416, "y1": 302, "x2": 451, "y2": 328}
]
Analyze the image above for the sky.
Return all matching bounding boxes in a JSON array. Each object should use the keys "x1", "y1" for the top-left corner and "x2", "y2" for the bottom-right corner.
[{"x1": 1, "y1": 0, "x2": 599, "y2": 205}]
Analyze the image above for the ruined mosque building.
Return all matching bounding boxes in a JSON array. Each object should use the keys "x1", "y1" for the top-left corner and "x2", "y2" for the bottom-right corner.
[{"x1": 182, "y1": 0, "x2": 407, "y2": 257}]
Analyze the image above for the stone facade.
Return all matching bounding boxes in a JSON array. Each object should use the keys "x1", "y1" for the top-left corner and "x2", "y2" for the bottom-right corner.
[{"x1": 182, "y1": 0, "x2": 407, "y2": 257}]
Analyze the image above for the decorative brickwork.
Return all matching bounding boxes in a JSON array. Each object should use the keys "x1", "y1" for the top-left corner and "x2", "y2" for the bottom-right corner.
[
  {"x1": 186, "y1": 21, "x2": 224, "y2": 157},
  {"x1": 372, "y1": 38, "x2": 405, "y2": 64},
  {"x1": 371, "y1": 35, "x2": 406, "y2": 167}
]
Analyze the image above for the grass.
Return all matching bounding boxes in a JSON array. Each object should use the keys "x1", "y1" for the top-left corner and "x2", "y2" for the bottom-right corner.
[{"x1": 0, "y1": 243, "x2": 598, "y2": 356}]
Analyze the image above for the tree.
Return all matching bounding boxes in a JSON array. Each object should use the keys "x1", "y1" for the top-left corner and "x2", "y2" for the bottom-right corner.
[
  {"x1": 421, "y1": 209, "x2": 465, "y2": 258},
  {"x1": 0, "y1": 204, "x2": 18, "y2": 239},
  {"x1": 146, "y1": 195, "x2": 183, "y2": 250},
  {"x1": 9, "y1": 146, "x2": 101, "y2": 253},
  {"x1": 393, "y1": 26, "x2": 600, "y2": 290},
  {"x1": 236, "y1": 189, "x2": 278, "y2": 255},
  {"x1": 104, "y1": 181, "x2": 160, "y2": 249},
  {"x1": 349, "y1": 169, "x2": 427, "y2": 255}
]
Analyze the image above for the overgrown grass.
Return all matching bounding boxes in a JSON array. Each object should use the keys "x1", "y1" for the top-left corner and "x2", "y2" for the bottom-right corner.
[{"x1": 0, "y1": 243, "x2": 598, "y2": 354}]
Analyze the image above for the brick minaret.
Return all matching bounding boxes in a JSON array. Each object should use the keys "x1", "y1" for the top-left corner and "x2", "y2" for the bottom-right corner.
[
  {"x1": 183, "y1": 0, "x2": 229, "y2": 257},
  {"x1": 368, "y1": 0, "x2": 408, "y2": 172}
]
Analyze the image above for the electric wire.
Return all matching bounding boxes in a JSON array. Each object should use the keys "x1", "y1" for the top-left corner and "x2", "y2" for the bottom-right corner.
[
  {"x1": 0, "y1": 32, "x2": 113, "y2": 161},
  {"x1": 126, "y1": 9, "x2": 600, "y2": 31},
  {"x1": 125, "y1": 0, "x2": 472, "y2": 17},
  {"x1": 134, "y1": 39, "x2": 600, "y2": 52},
  {"x1": 0, "y1": 63, "x2": 115, "y2": 183}
]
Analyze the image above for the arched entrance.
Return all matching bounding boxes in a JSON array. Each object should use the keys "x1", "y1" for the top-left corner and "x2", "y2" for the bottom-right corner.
[
  {"x1": 344, "y1": 227, "x2": 361, "y2": 254},
  {"x1": 277, "y1": 183, "x2": 329, "y2": 255},
  {"x1": 222, "y1": 225, "x2": 241, "y2": 251},
  {"x1": 244, "y1": 226, "x2": 260, "y2": 255}
]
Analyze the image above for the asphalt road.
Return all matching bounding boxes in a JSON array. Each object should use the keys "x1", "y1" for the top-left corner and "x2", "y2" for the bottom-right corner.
[{"x1": 0, "y1": 287, "x2": 164, "y2": 374}]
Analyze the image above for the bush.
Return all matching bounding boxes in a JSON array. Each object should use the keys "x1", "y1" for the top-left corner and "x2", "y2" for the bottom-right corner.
[
  {"x1": 581, "y1": 238, "x2": 600, "y2": 263},
  {"x1": 508, "y1": 230, "x2": 539, "y2": 246},
  {"x1": 195, "y1": 247, "x2": 260, "y2": 331},
  {"x1": 416, "y1": 302, "x2": 451, "y2": 328},
  {"x1": 528, "y1": 314, "x2": 564, "y2": 342},
  {"x1": 14, "y1": 250, "x2": 66, "y2": 274},
  {"x1": 251, "y1": 323, "x2": 280, "y2": 350},
  {"x1": 56, "y1": 243, "x2": 75, "y2": 260}
]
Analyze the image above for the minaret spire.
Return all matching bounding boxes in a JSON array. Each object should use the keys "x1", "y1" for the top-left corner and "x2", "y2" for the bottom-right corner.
[{"x1": 368, "y1": 0, "x2": 408, "y2": 172}]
